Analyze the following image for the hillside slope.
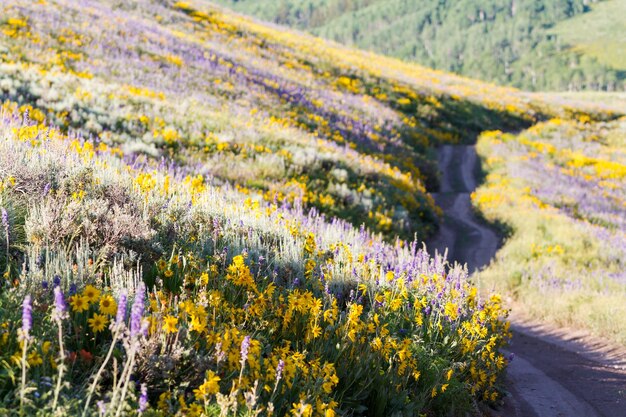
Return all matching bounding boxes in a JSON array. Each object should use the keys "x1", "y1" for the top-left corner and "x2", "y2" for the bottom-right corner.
[
  {"x1": 1, "y1": 0, "x2": 581, "y2": 241},
  {"x1": 474, "y1": 118, "x2": 626, "y2": 347},
  {"x1": 0, "y1": 1, "x2": 525, "y2": 415},
  {"x1": 0, "y1": 0, "x2": 621, "y2": 415},
  {"x1": 213, "y1": 0, "x2": 626, "y2": 91}
]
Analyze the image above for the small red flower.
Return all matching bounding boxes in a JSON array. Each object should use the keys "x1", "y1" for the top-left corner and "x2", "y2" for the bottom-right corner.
[{"x1": 79, "y1": 349, "x2": 93, "y2": 364}]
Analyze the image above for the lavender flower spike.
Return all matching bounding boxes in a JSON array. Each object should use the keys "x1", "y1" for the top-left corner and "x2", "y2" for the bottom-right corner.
[
  {"x1": 53, "y1": 286, "x2": 67, "y2": 320},
  {"x1": 97, "y1": 400, "x2": 106, "y2": 416},
  {"x1": 115, "y1": 290, "x2": 127, "y2": 327},
  {"x1": 275, "y1": 359, "x2": 285, "y2": 382},
  {"x1": 22, "y1": 295, "x2": 32, "y2": 339},
  {"x1": 240, "y1": 335, "x2": 251, "y2": 365},
  {"x1": 138, "y1": 383, "x2": 148, "y2": 413},
  {"x1": 130, "y1": 283, "x2": 146, "y2": 337}
]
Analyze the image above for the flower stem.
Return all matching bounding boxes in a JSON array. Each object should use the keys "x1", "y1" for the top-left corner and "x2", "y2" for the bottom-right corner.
[
  {"x1": 82, "y1": 327, "x2": 120, "y2": 417},
  {"x1": 20, "y1": 338, "x2": 28, "y2": 415},
  {"x1": 52, "y1": 320, "x2": 65, "y2": 410}
]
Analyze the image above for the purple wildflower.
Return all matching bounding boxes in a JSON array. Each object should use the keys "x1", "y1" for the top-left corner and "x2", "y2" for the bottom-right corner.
[
  {"x1": 41, "y1": 281, "x2": 49, "y2": 290},
  {"x1": 138, "y1": 383, "x2": 148, "y2": 413},
  {"x1": 69, "y1": 283, "x2": 77, "y2": 295},
  {"x1": 52, "y1": 275, "x2": 61, "y2": 287},
  {"x1": 275, "y1": 359, "x2": 284, "y2": 382},
  {"x1": 53, "y1": 286, "x2": 67, "y2": 320},
  {"x1": 116, "y1": 290, "x2": 127, "y2": 327},
  {"x1": 130, "y1": 283, "x2": 145, "y2": 337},
  {"x1": 22, "y1": 295, "x2": 32, "y2": 339},
  {"x1": 240, "y1": 335, "x2": 251, "y2": 365},
  {"x1": 97, "y1": 400, "x2": 106, "y2": 416},
  {"x1": 43, "y1": 183, "x2": 51, "y2": 196},
  {"x1": 214, "y1": 342, "x2": 226, "y2": 364}
]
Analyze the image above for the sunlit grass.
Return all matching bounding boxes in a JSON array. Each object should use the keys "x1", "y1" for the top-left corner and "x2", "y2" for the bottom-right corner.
[{"x1": 474, "y1": 119, "x2": 626, "y2": 346}]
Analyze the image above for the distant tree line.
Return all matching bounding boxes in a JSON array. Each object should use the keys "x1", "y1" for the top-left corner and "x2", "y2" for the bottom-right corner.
[{"x1": 216, "y1": 0, "x2": 624, "y2": 91}]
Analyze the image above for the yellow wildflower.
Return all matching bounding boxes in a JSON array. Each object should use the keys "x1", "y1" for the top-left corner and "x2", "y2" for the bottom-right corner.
[
  {"x1": 83, "y1": 285, "x2": 101, "y2": 303},
  {"x1": 444, "y1": 302, "x2": 458, "y2": 321},
  {"x1": 69, "y1": 294, "x2": 90, "y2": 313},
  {"x1": 163, "y1": 315, "x2": 178, "y2": 334},
  {"x1": 310, "y1": 323, "x2": 322, "y2": 339},
  {"x1": 190, "y1": 314, "x2": 207, "y2": 333},
  {"x1": 28, "y1": 351, "x2": 43, "y2": 366},
  {"x1": 88, "y1": 313, "x2": 108, "y2": 333},
  {"x1": 193, "y1": 370, "x2": 221, "y2": 400},
  {"x1": 99, "y1": 295, "x2": 117, "y2": 316}
]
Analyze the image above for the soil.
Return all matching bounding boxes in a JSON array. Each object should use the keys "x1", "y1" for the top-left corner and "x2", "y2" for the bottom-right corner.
[{"x1": 426, "y1": 145, "x2": 626, "y2": 417}]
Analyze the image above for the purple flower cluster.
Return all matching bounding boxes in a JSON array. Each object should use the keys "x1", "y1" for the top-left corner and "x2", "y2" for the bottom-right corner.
[
  {"x1": 22, "y1": 295, "x2": 32, "y2": 339},
  {"x1": 97, "y1": 400, "x2": 106, "y2": 416},
  {"x1": 275, "y1": 359, "x2": 284, "y2": 382},
  {"x1": 130, "y1": 283, "x2": 146, "y2": 338},
  {"x1": 240, "y1": 335, "x2": 251, "y2": 365},
  {"x1": 53, "y1": 286, "x2": 67, "y2": 320},
  {"x1": 116, "y1": 290, "x2": 127, "y2": 327},
  {"x1": 138, "y1": 383, "x2": 148, "y2": 413}
]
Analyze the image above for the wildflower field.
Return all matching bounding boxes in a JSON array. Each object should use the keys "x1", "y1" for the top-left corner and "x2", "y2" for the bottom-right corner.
[
  {"x1": 474, "y1": 118, "x2": 626, "y2": 346},
  {"x1": 0, "y1": 0, "x2": 622, "y2": 416}
]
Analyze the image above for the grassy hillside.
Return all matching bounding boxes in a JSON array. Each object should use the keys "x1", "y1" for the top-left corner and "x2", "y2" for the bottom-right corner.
[
  {"x1": 474, "y1": 119, "x2": 626, "y2": 346},
  {"x1": 0, "y1": 0, "x2": 621, "y2": 415},
  {"x1": 0, "y1": 0, "x2": 563, "y2": 243},
  {"x1": 550, "y1": 0, "x2": 626, "y2": 74},
  {"x1": 0, "y1": 0, "x2": 543, "y2": 415},
  {"x1": 213, "y1": 0, "x2": 626, "y2": 91}
]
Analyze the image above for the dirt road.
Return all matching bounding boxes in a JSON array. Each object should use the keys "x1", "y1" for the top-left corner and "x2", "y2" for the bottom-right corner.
[
  {"x1": 427, "y1": 145, "x2": 626, "y2": 417},
  {"x1": 427, "y1": 145, "x2": 499, "y2": 273}
]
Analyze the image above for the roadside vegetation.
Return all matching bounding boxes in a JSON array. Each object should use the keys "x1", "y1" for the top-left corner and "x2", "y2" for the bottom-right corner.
[
  {"x1": 0, "y1": 0, "x2": 622, "y2": 415},
  {"x1": 473, "y1": 118, "x2": 626, "y2": 346}
]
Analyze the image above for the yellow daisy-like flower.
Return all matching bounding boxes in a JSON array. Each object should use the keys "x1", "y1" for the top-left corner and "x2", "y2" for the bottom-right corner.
[
  {"x1": 310, "y1": 324, "x2": 322, "y2": 339},
  {"x1": 157, "y1": 392, "x2": 171, "y2": 412},
  {"x1": 164, "y1": 269, "x2": 174, "y2": 278},
  {"x1": 69, "y1": 294, "x2": 90, "y2": 313},
  {"x1": 157, "y1": 259, "x2": 167, "y2": 271},
  {"x1": 162, "y1": 315, "x2": 178, "y2": 334},
  {"x1": 28, "y1": 351, "x2": 43, "y2": 366},
  {"x1": 83, "y1": 285, "x2": 101, "y2": 303},
  {"x1": 190, "y1": 314, "x2": 207, "y2": 333},
  {"x1": 193, "y1": 370, "x2": 220, "y2": 400},
  {"x1": 88, "y1": 313, "x2": 108, "y2": 333},
  {"x1": 444, "y1": 302, "x2": 458, "y2": 321},
  {"x1": 99, "y1": 294, "x2": 117, "y2": 316}
]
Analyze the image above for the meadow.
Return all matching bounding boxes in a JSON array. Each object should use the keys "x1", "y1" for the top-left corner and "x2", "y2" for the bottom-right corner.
[
  {"x1": 0, "y1": 0, "x2": 622, "y2": 416},
  {"x1": 473, "y1": 118, "x2": 626, "y2": 346}
]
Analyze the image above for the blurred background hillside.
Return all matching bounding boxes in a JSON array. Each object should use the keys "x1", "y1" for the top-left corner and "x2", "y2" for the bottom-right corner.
[{"x1": 214, "y1": 0, "x2": 626, "y2": 91}]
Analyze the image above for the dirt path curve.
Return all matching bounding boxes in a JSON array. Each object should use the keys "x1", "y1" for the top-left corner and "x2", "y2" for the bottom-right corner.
[
  {"x1": 426, "y1": 145, "x2": 626, "y2": 417},
  {"x1": 426, "y1": 145, "x2": 499, "y2": 273}
]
